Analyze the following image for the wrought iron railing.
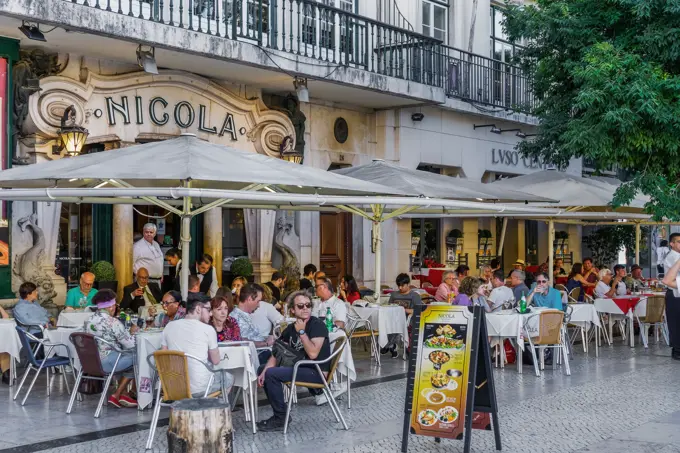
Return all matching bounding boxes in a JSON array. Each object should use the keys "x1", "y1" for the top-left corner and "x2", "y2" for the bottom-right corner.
[
  {"x1": 442, "y1": 46, "x2": 536, "y2": 114},
  {"x1": 377, "y1": 0, "x2": 414, "y2": 31},
  {"x1": 67, "y1": 0, "x2": 443, "y2": 86}
]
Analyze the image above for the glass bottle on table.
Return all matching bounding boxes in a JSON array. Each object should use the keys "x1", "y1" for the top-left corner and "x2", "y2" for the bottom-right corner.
[
  {"x1": 325, "y1": 307, "x2": 334, "y2": 332},
  {"x1": 519, "y1": 292, "x2": 527, "y2": 314}
]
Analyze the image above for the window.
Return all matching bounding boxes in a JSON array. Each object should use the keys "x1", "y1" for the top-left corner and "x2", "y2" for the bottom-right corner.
[
  {"x1": 490, "y1": 5, "x2": 523, "y2": 62},
  {"x1": 421, "y1": 0, "x2": 447, "y2": 42}
]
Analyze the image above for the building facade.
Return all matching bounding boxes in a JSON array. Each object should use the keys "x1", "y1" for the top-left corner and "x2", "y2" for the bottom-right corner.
[{"x1": 0, "y1": 0, "x2": 585, "y2": 305}]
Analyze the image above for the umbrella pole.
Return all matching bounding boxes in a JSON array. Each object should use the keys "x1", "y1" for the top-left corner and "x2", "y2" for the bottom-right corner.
[
  {"x1": 371, "y1": 204, "x2": 384, "y2": 297},
  {"x1": 548, "y1": 219, "x2": 555, "y2": 286},
  {"x1": 180, "y1": 181, "x2": 193, "y2": 301},
  {"x1": 635, "y1": 223, "x2": 641, "y2": 265},
  {"x1": 498, "y1": 217, "x2": 508, "y2": 262}
]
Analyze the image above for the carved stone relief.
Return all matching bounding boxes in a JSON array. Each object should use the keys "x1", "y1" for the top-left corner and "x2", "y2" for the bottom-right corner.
[{"x1": 12, "y1": 213, "x2": 57, "y2": 305}]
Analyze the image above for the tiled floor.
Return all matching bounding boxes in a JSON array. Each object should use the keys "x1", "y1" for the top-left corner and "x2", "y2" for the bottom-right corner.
[{"x1": 2, "y1": 338, "x2": 680, "y2": 453}]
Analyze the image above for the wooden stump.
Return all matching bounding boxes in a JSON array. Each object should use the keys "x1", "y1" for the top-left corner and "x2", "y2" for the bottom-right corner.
[{"x1": 167, "y1": 398, "x2": 233, "y2": 453}]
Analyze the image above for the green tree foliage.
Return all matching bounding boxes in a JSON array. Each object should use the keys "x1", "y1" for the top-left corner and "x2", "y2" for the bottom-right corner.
[
  {"x1": 503, "y1": 0, "x2": 680, "y2": 219},
  {"x1": 583, "y1": 225, "x2": 648, "y2": 268}
]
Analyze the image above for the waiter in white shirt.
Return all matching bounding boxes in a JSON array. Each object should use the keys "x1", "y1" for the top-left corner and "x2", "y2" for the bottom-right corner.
[
  {"x1": 663, "y1": 233, "x2": 680, "y2": 359},
  {"x1": 133, "y1": 223, "x2": 164, "y2": 285}
]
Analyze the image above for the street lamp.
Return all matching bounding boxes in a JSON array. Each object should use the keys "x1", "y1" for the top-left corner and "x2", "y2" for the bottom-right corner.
[
  {"x1": 58, "y1": 105, "x2": 89, "y2": 157},
  {"x1": 279, "y1": 135, "x2": 303, "y2": 164}
]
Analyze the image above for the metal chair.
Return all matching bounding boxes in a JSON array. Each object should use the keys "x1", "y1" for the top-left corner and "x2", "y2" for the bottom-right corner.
[
  {"x1": 345, "y1": 312, "x2": 380, "y2": 367},
  {"x1": 13, "y1": 326, "x2": 75, "y2": 406},
  {"x1": 282, "y1": 336, "x2": 349, "y2": 434},
  {"x1": 217, "y1": 341, "x2": 259, "y2": 433},
  {"x1": 567, "y1": 287, "x2": 581, "y2": 304},
  {"x1": 636, "y1": 296, "x2": 669, "y2": 348},
  {"x1": 145, "y1": 350, "x2": 220, "y2": 450},
  {"x1": 523, "y1": 310, "x2": 571, "y2": 377},
  {"x1": 66, "y1": 333, "x2": 133, "y2": 418}
]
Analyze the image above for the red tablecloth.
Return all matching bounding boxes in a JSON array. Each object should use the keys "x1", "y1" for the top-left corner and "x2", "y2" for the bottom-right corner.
[
  {"x1": 555, "y1": 277, "x2": 568, "y2": 286},
  {"x1": 612, "y1": 297, "x2": 640, "y2": 314},
  {"x1": 427, "y1": 269, "x2": 445, "y2": 287},
  {"x1": 424, "y1": 287, "x2": 437, "y2": 297}
]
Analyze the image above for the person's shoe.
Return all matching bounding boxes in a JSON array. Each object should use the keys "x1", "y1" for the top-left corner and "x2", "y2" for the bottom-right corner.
[
  {"x1": 672, "y1": 348, "x2": 680, "y2": 361},
  {"x1": 391, "y1": 348, "x2": 399, "y2": 359},
  {"x1": 315, "y1": 387, "x2": 348, "y2": 406},
  {"x1": 119, "y1": 395, "x2": 138, "y2": 408},
  {"x1": 257, "y1": 415, "x2": 287, "y2": 432},
  {"x1": 1, "y1": 370, "x2": 10, "y2": 385},
  {"x1": 380, "y1": 346, "x2": 391, "y2": 355},
  {"x1": 107, "y1": 395, "x2": 122, "y2": 408}
]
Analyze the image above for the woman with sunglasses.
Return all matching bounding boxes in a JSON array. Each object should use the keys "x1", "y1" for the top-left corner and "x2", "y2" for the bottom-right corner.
[
  {"x1": 149, "y1": 290, "x2": 185, "y2": 328},
  {"x1": 526, "y1": 272, "x2": 564, "y2": 310}
]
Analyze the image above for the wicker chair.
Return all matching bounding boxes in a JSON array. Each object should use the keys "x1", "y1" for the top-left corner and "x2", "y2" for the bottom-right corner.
[
  {"x1": 523, "y1": 310, "x2": 570, "y2": 377},
  {"x1": 282, "y1": 336, "x2": 349, "y2": 434},
  {"x1": 567, "y1": 287, "x2": 581, "y2": 304},
  {"x1": 636, "y1": 296, "x2": 669, "y2": 348},
  {"x1": 144, "y1": 350, "x2": 221, "y2": 450}
]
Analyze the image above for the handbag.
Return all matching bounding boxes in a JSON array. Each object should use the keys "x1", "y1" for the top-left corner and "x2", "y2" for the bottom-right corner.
[{"x1": 272, "y1": 339, "x2": 305, "y2": 368}]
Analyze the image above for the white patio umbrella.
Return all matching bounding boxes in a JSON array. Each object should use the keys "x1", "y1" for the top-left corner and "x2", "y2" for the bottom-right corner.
[
  {"x1": 332, "y1": 160, "x2": 557, "y2": 292},
  {"x1": 491, "y1": 169, "x2": 651, "y2": 283},
  {"x1": 0, "y1": 135, "x2": 562, "y2": 298}
]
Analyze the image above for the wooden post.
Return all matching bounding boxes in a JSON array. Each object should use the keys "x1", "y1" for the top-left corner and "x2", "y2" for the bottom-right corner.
[{"x1": 167, "y1": 399, "x2": 233, "y2": 453}]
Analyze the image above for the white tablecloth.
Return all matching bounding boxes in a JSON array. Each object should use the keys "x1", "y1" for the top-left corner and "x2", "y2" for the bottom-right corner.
[
  {"x1": 136, "y1": 331, "x2": 164, "y2": 410},
  {"x1": 138, "y1": 304, "x2": 164, "y2": 319},
  {"x1": 214, "y1": 342, "x2": 260, "y2": 389},
  {"x1": 44, "y1": 327, "x2": 82, "y2": 367},
  {"x1": 568, "y1": 304, "x2": 602, "y2": 328},
  {"x1": 57, "y1": 311, "x2": 94, "y2": 328},
  {"x1": 352, "y1": 305, "x2": 409, "y2": 348},
  {"x1": 0, "y1": 319, "x2": 22, "y2": 360},
  {"x1": 329, "y1": 329, "x2": 356, "y2": 382},
  {"x1": 486, "y1": 308, "x2": 551, "y2": 350}
]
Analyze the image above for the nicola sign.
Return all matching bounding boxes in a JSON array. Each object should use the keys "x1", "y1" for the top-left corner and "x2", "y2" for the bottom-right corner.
[{"x1": 491, "y1": 148, "x2": 548, "y2": 171}]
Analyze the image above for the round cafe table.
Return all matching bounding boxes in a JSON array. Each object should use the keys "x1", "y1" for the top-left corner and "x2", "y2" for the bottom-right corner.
[
  {"x1": 594, "y1": 296, "x2": 647, "y2": 348},
  {"x1": 57, "y1": 310, "x2": 94, "y2": 328},
  {"x1": 0, "y1": 319, "x2": 22, "y2": 384}
]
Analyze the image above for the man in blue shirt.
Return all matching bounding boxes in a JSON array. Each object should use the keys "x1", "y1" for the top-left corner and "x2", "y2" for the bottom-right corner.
[
  {"x1": 13, "y1": 282, "x2": 52, "y2": 332},
  {"x1": 526, "y1": 272, "x2": 564, "y2": 310}
]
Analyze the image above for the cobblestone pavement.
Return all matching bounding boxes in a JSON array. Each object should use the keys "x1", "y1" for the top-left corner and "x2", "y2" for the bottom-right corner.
[{"x1": 4, "y1": 341, "x2": 680, "y2": 453}]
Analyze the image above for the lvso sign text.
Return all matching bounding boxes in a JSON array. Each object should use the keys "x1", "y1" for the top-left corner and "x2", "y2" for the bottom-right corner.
[{"x1": 491, "y1": 148, "x2": 548, "y2": 170}]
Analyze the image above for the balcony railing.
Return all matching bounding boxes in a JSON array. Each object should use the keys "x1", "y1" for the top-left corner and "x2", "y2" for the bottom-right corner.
[
  {"x1": 67, "y1": 0, "x2": 443, "y2": 86},
  {"x1": 442, "y1": 46, "x2": 537, "y2": 114}
]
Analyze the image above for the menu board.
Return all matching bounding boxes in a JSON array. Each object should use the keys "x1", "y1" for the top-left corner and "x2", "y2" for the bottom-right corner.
[{"x1": 410, "y1": 305, "x2": 474, "y2": 439}]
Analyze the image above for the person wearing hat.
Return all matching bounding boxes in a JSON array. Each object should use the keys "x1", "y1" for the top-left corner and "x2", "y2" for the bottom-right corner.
[
  {"x1": 507, "y1": 259, "x2": 534, "y2": 287},
  {"x1": 625, "y1": 265, "x2": 645, "y2": 291},
  {"x1": 85, "y1": 289, "x2": 138, "y2": 408}
]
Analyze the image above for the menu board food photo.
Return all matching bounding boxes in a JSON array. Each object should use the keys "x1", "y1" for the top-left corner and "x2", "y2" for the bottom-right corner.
[{"x1": 410, "y1": 305, "x2": 474, "y2": 439}]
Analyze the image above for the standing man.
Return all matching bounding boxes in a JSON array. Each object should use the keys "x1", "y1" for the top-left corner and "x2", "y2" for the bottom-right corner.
[
  {"x1": 663, "y1": 233, "x2": 680, "y2": 359},
  {"x1": 165, "y1": 248, "x2": 182, "y2": 292},
  {"x1": 121, "y1": 267, "x2": 162, "y2": 314},
  {"x1": 192, "y1": 254, "x2": 218, "y2": 297},
  {"x1": 133, "y1": 223, "x2": 164, "y2": 287},
  {"x1": 65, "y1": 272, "x2": 98, "y2": 308}
]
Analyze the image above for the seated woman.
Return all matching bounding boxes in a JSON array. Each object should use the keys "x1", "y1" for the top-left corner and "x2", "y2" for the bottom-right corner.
[
  {"x1": 210, "y1": 295, "x2": 241, "y2": 342},
  {"x1": 526, "y1": 272, "x2": 563, "y2": 310},
  {"x1": 339, "y1": 274, "x2": 361, "y2": 304},
  {"x1": 150, "y1": 290, "x2": 185, "y2": 328},
  {"x1": 453, "y1": 277, "x2": 486, "y2": 307},
  {"x1": 434, "y1": 270, "x2": 458, "y2": 302},
  {"x1": 0, "y1": 304, "x2": 10, "y2": 384},
  {"x1": 230, "y1": 277, "x2": 248, "y2": 299},
  {"x1": 86, "y1": 289, "x2": 138, "y2": 408},
  {"x1": 565, "y1": 263, "x2": 595, "y2": 302}
]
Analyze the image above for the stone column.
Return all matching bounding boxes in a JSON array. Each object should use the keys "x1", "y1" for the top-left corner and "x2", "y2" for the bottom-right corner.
[
  {"x1": 568, "y1": 224, "x2": 582, "y2": 264},
  {"x1": 113, "y1": 205, "x2": 134, "y2": 298},
  {"x1": 462, "y1": 218, "x2": 479, "y2": 271},
  {"x1": 203, "y1": 207, "x2": 223, "y2": 286},
  {"x1": 244, "y1": 209, "x2": 276, "y2": 283}
]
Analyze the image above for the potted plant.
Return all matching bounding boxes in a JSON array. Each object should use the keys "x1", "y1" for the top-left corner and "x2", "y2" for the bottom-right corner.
[
  {"x1": 445, "y1": 229, "x2": 463, "y2": 246},
  {"x1": 91, "y1": 261, "x2": 117, "y2": 292},
  {"x1": 478, "y1": 229, "x2": 493, "y2": 254},
  {"x1": 231, "y1": 257, "x2": 254, "y2": 282}
]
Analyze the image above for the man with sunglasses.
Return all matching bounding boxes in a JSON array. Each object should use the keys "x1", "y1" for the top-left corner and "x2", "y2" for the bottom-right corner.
[
  {"x1": 257, "y1": 291, "x2": 331, "y2": 432},
  {"x1": 526, "y1": 272, "x2": 563, "y2": 310}
]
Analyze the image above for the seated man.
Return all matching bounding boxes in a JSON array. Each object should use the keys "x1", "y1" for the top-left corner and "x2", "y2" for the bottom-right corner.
[
  {"x1": 510, "y1": 270, "x2": 530, "y2": 302},
  {"x1": 594, "y1": 269, "x2": 617, "y2": 298},
  {"x1": 65, "y1": 272, "x2": 98, "y2": 308},
  {"x1": 382, "y1": 273, "x2": 422, "y2": 357},
  {"x1": 229, "y1": 283, "x2": 275, "y2": 363},
  {"x1": 526, "y1": 272, "x2": 563, "y2": 310},
  {"x1": 121, "y1": 267, "x2": 162, "y2": 314},
  {"x1": 162, "y1": 293, "x2": 234, "y2": 397},
  {"x1": 612, "y1": 264, "x2": 628, "y2": 296},
  {"x1": 251, "y1": 298, "x2": 284, "y2": 338},
  {"x1": 486, "y1": 270, "x2": 515, "y2": 312},
  {"x1": 257, "y1": 291, "x2": 331, "y2": 432},
  {"x1": 86, "y1": 289, "x2": 138, "y2": 408},
  {"x1": 625, "y1": 264, "x2": 645, "y2": 291},
  {"x1": 313, "y1": 278, "x2": 347, "y2": 329},
  {"x1": 13, "y1": 282, "x2": 51, "y2": 333},
  {"x1": 264, "y1": 271, "x2": 285, "y2": 304}
]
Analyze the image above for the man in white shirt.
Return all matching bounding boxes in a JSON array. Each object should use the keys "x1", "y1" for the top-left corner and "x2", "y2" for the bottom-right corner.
[
  {"x1": 162, "y1": 294, "x2": 233, "y2": 397},
  {"x1": 486, "y1": 270, "x2": 514, "y2": 312},
  {"x1": 663, "y1": 233, "x2": 680, "y2": 359},
  {"x1": 313, "y1": 278, "x2": 347, "y2": 329},
  {"x1": 612, "y1": 264, "x2": 628, "y2": 296},
  {"x1": 193, "y1": 254, "x2": 218, "y2": 298},
  {"x1": 251, "y1": 299, "x2": 284, "y2": 337},
  {"x1": 133, "y1": 223, "x2": 164, "y2": 285}
]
